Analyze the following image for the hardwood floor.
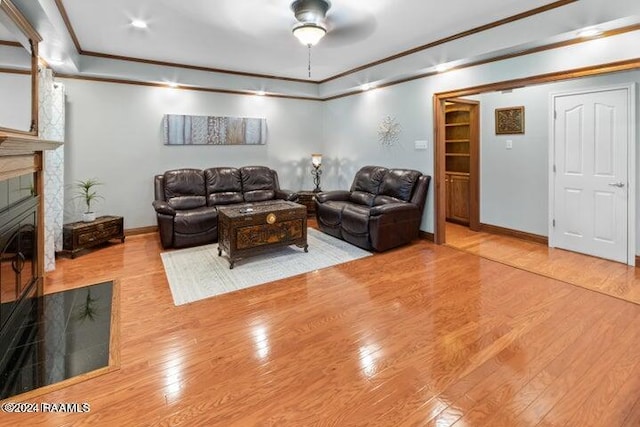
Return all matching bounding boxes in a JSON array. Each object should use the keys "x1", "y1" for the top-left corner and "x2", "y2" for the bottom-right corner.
[
  {"x1": 446, "y1": 222, "x2": 640, "y2": 305},
  {"x1": 3, "y1": 230, "x2": 640, "y2": 426}
]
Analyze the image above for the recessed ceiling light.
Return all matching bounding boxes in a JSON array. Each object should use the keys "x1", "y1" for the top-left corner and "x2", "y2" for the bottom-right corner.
[
  {"x1": 361, "y1": 84, "x2": 373, "y2": 91},
  {"x1": 577, "y1": 27, "x2": 602, "y2": 38},
  {"x1": 256, "y1": 90, "x2": 266, "y2": 96},
  {"x1": 435, "y1": 63, "x2": 451, "y2": 73},
  {"x1": 166, "y1": 82, "x2": 178, "y2": 88},
  {"x1": 131, "y1": 20, "x2": 148, "y2": 29}
]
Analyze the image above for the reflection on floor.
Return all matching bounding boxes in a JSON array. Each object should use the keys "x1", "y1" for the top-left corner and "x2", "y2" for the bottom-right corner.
[
  {"x1": 0, "y1": 281, "x2": 112, "y2": 399},
  {"x1": 445, "y1": 222, "x2": 640, "y2": 305}
]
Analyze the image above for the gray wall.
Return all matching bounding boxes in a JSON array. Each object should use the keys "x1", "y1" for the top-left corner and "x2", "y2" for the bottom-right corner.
[
  {"x1": 58, "y1": 30, "x2": 640, "y2": 240},
  {"x1": 61, "y1": 78, "x2": 323, "y2": 228},
  {"x1": 477, "y1": 71, "x2": 640, "y2": 237},
  {"x1": 0, "y1": 72, "x2": 30, "y2": 131},
  {"x1": 322, "y1": 78, "x2": 435, "y2": 231},
  {"x1": 322, "y1": 69, "x2": 640, "y2": 251}
]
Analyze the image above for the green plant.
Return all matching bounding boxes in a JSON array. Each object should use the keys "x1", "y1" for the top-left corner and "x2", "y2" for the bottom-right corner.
[
  {"x1": 76, "y1": 289, "x2": 100, "y2": 322},
  {"x1": 74, "y1": 178, "x2": 103, "y2": 213}
]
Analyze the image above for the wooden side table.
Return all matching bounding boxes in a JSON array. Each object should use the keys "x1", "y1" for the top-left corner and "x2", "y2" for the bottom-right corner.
[
  {"x1": 297, "y1": 191, "x2": 318, "y2": 217},
  {"x1": 60, "y1": 216, "x2": 125, "y2": 258}
]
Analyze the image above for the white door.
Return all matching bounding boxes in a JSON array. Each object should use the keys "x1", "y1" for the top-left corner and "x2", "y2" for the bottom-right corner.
[{"x1": 551, "y1": 86, "x2": 632, "y2": 264}]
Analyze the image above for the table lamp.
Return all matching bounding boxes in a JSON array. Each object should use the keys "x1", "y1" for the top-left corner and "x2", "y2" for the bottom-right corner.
[{"x1": 311, "y1": 153, "x2": 322, "y2": 193}]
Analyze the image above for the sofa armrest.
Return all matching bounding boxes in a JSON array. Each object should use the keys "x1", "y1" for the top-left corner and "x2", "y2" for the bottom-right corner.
[
  {"x1": 370, "y1": 202, "x2": 418, "y2": 217},
  {"x1": 152, "y1": 200, "x2": 176, "y2": 216},
  {"x1": 369, "y1": 203, "x2": 421, "y2": 252},
  {"x1": 275, "y1": 189, "x2": 298, "y2": 202},
  {"x1": 316, "y1": 190, "x2": 351, "y2": 203}
]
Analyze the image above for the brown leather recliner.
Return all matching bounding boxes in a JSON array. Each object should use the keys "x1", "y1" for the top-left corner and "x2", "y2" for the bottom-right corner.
[
  {"x1": 153, "y1": 166, "x2": 297, "y2": 248},
  {"x1": 315, "y1": 166, "x2": 430, "y2": 251}
]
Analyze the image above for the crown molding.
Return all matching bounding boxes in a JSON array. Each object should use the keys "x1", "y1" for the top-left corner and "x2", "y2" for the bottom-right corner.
[
  {"x1": 52, "y1": 56, "x2": 640, "y2": 105},
  {"x1": 1, "y1": 0, "x2": 42, "y2": 43},
  {"x1": 80, "y1": 51, "x2": 317, "y2": 84},
  {"x1": 318, "y1": 0, "x2": 578, "y2": 83},
  {"x1": 53, "y1": 73, "x2": 322, "y2": 102},
  {"x1": 53, "y1": 0, "x2": 81, "y2": 53},
  {"x1": 52, "y1": 0, "x2": 577, "y2": 85},
  {"x1": 0, "y1": 39, "x2": 21, "y2": 47}
]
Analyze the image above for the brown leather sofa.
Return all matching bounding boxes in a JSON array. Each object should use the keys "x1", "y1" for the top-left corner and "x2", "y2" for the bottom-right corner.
[
  {"x1": 315, "y1": 166, "x2": 430, "y2": 251},
  {"x1": 153, "y1": 166, "x2": 297, "y2": 248}
]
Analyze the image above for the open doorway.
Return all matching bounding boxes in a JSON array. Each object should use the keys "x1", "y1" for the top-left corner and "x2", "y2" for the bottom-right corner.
[
  {"x1": 435, "y1": 98, "x2": 480, "y2": 243},
  {"x1": 433, "y1": 69, "x2": 637, "y2": 265}
]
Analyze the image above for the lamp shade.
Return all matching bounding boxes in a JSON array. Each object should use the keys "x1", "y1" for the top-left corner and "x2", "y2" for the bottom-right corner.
[
  {"x1": 293, "y1": 23, "x2": 326, "y2": 46},
  {"x1": 311, "y1": 153, "x2": 322, "y2": 167}
]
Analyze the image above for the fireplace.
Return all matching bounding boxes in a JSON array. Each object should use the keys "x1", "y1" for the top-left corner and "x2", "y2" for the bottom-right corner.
[
  {"x1": 0, "y1": 175, "x2": 40, "y2": 389},
  {"x1": 0, "y1": 128, "x2": 61, "y2": 397}
]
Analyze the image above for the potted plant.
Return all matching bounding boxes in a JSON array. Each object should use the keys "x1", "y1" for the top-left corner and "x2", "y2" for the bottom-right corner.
[{"x1": 74, "y1": 178, "x2": 103, "y2": 222}]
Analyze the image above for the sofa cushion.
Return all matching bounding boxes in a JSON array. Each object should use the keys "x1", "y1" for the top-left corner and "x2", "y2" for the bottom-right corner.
[
  {"x1": 349, "y1": 166, "x2": 387, "y2": 206},
  {"x1": 317, "y1": 200, "x2": 348, "y2": 227},
  {"x1": 240, "y1": 166, "x2": 276, "y2": 202},
  {"x1": 204, "y1": 167, "x2": 244, "y2": 206},
  {"x1": 376, "y1": 169, "x2": 422, "y2": 203},
  {"x1": 350, "y1": 166, "x2": 388, "y2": 194},
  {"x1": 164, "y1": 169, "x2": 206, "y2": 210},
  {"x1": 174, "y1": 206, "x2": 218, "y2": 234},
  {"x1": 341, "y1": 204, "x2": 371, "y2": 236}
]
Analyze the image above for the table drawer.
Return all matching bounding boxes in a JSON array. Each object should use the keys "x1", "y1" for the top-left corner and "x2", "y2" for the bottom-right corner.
[{"x1": 236, "y1": 219, "x2": 304, "y2": 250}]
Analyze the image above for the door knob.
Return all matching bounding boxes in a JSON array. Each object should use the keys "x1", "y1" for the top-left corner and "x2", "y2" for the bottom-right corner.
[{"x1": 608, "y1": 182, "x2": 625, "y2": 188}]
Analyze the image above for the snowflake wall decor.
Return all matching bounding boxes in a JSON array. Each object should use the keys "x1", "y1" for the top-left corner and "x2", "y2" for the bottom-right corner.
[{"x1": 378, "y1": 115, "x2": 401, "y2": 147}]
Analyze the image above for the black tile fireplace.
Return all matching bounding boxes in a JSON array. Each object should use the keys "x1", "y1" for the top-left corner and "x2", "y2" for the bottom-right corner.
[{"x1": 0, "y1": 174, "x2": 41, "y2": 397}]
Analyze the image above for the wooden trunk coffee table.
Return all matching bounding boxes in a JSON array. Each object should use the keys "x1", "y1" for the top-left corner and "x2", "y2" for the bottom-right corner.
[{"x1": 217, "y1": 200, "x2": 308, "y2": 269}]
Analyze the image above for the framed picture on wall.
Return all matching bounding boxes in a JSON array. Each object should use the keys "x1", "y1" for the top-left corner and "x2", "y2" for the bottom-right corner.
[
  {"x1": 495, "y1": 106, "x2": 525, "y2": 134},
  {"x1": 163, "y1": 114, "x2": 267, "y2": 145}
]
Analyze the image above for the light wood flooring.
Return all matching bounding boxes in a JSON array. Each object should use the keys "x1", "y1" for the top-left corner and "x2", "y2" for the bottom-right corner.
[
  {"x1": 445, "y1": 222, "x2": 640, "y2": 305},
  {"x1": 4, "y1": 228, "x2": 640, "y2": 426}
]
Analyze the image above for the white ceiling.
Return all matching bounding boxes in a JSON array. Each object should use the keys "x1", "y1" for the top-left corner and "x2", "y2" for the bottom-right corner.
[
  {"x1": 56, "y1": 0, "x2": 584, "y2": 80},
  {"x1": 2, "y1": 0, "x2": 639, "y2": 92}
]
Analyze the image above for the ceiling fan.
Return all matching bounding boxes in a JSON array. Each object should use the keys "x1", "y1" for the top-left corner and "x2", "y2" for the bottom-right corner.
[
  {"x1": 290, "y1": 0, "x2": 331, "y2": 46},
  {"x1": 289, "y1": 0, "x2": 375, "y2": 77}
]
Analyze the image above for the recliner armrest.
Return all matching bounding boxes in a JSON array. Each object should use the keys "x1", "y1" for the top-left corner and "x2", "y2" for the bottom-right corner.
[
  {"x1": 275, "y1": 189, "x2": 298, "y2": 202},
  {"x1": 316, "y1": 190, "x2": 351, "y2": 203},
  {"x1": 370, "y1": 202, "x2": 418, "y2": 216},
  {"x1": 152, "y1": 200, "x2": 176, "y2": 216}
]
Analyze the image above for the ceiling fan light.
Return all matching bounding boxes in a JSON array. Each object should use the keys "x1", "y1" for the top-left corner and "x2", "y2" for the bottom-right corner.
[{"x1": 293, "y1": 23, "x2": 327, "y2": 46}]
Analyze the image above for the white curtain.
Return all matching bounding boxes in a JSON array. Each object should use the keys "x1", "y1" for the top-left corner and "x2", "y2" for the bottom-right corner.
[{"x1": 39, "y1": 67, "x2": 65, "y2": 272}]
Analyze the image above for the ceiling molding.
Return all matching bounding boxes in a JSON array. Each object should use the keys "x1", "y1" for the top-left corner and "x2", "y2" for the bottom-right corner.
[
  {"x1": 0, "y1": 66, "x2": 30, "y2": 74},
  {"x1": 53, "y1": 73, "x2": 322, "y2": 102},
  {"x1": 1, "y1": 0, "x2": 41, "y2": 43},
  {"x1": 54, "y1": 0, "x2": 81, "y2": 53},
  {"x1": 434, "y1": 57, "x2": 640, "y2": 99},
  {"x1": 319, "y1": 0, "x2": 578, "y2": 83},
  {"x1": 323, "y1": 24, "x2": 640, "y2": 100},
  {"x1": 53, "y1": 0, "x2": 579, "y2": 86},
  {"x1": 52, "y1": 55, "x2": 640, "y2": 105},
  {"x1": 0, "y1": 40, "x2": 22, "y2": 47},
  {"x1": 81, "y1": 51, "x2": 318, "y2": 84}
]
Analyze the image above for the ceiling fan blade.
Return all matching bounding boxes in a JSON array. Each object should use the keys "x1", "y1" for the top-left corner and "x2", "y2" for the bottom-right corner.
[{"x1": 322, "y1": 11, "x2": 377, "y2": 46}]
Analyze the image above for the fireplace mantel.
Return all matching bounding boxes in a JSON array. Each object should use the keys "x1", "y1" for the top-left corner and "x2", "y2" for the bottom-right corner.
[
  {"x1": 0, "y1": 131, "x2": 62, "y2": 182},
  {"x1": 0, "y1": 132, "x2": 62, "y2": 154},
  {"x1": 0, "y1": 131, "x2": 62, "y2": 285}
]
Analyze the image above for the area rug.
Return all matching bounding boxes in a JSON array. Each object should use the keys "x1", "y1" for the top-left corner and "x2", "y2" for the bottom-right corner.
[{"x1": 161, "y1": 228, "x2": 372, "y2": 305}]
